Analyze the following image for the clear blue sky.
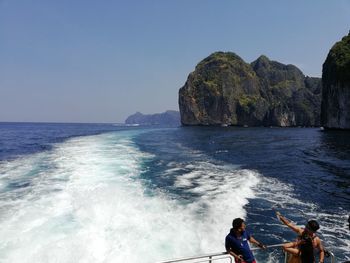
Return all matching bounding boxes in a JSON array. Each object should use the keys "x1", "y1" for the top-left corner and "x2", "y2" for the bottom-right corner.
[{"x1": 1, "y1": 0, "x2": 349, "y2": 123}]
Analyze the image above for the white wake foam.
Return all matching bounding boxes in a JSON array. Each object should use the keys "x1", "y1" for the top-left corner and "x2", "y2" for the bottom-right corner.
[{"x1": 0, "y1": 131, "x2": 261, "y2": 263}]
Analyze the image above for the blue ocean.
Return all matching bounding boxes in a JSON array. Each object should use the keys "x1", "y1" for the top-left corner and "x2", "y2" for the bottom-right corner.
[{"x1": 0, "y1": 123, "x2": 349, "y2": 262}]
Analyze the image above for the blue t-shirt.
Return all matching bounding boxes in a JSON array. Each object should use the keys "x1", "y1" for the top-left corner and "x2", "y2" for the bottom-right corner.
[{"x1": 225, "y1": 229, "x2": 255, "y2": 262}]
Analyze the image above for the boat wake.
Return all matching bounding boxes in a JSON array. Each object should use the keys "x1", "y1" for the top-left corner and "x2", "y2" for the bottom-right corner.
[{"x1": 0, "y1": 130, "x2": 348, "y2": 263}]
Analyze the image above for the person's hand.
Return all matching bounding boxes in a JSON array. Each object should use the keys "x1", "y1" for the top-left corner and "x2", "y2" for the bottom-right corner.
[
  {"x1": 276, "y1": 211, "x2": 282, "y2": 220},
  {"x1": 258, "y1": 242, "x2": 267, "y2": 249},
  {"x1": 235, "y1": 255, "x2": 243, "y2": 263}
]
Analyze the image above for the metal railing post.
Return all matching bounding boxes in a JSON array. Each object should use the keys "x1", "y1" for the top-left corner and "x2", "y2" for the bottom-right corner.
[{"x1": 208, "y1": 255, "x2": 212, "y2": 263}]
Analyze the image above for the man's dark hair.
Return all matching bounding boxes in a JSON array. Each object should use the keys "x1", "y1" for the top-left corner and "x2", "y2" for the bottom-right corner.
[
  {"x1": 232, "y1": 218, "x2": 244, "y2": 231},
  {"x1": 306, "y1": 220, "x2": 320, "y2": 232}
]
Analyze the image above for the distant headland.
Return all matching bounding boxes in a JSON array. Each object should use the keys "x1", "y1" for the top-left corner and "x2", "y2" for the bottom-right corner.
[{"x1": 125, "y1": 110, "x2": 180, "y2": 126}]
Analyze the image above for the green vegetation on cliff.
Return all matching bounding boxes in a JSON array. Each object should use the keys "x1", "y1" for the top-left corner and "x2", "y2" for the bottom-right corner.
[
  {"x1": 179, "y1": 51, "x2": 321, "y2": 126},
  {"x1": 323, "y1": 32, "x2": 350, "y2": 84},
  {"x1": 321, "y1": 32, "x2": 350, "y2": 129}
]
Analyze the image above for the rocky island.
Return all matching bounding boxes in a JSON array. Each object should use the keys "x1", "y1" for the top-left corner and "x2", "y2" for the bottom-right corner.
[
  {"x1": 125, "y1": 110, "x2": 180, "y2": 126},
  {"x1": 321, "y1": 32, "x2": 350, "y2": 129},
  {"x1": 179, "y1": 52, "x2": 321, "y2": 127}
]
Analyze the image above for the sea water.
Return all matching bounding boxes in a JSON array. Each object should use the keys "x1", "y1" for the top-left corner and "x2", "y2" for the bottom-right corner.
[{"x1": 0, "y1": 123, "x2": 349, "y2": 262}]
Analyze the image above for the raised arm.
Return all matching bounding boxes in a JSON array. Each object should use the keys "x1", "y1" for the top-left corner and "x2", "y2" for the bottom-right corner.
[{"x1": 276, "y1": 212, "x2": 303, "y2": 234}]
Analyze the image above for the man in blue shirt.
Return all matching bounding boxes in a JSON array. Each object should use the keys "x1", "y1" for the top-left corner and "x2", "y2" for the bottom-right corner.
[{"x1": 225, "y1": 218, "x2": 266, "y2": 263}]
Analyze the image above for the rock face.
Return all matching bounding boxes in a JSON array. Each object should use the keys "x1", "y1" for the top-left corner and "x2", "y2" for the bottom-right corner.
[
  {"x1": 321, "y1": 32, "x2": 350, "y2": 129},
  {"x1": 125, "y1": 110, "x2": 180, "y2": 126},
  {"x1": 179, "y1": 52, "x2": 321, "y2": 126}
]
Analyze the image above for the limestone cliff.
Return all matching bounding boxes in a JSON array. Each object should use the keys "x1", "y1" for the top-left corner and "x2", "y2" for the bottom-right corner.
[
  {"x1": 321, "y1": 32, "x2": 350, "y2": 129},
  {"x1": 179, "y1": 52, "x2": 321, "y2": 126}
]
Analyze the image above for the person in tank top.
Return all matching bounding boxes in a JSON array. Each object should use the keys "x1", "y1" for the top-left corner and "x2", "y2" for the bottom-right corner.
[
  {"x1": 277, "y1": 212, "x2": 324, "y2": 263},
  {"x1": 283, "y1": 231, "x2": 316, "y2": 263}
]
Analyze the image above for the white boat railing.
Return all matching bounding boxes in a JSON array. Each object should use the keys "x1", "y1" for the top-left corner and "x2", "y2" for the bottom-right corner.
[
  {"x1": 157, "y1": 244, "x2": 336, "y2": 263},
  {"x1": 157, "y1": 251, "x2": 232, "y2": 263}
]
